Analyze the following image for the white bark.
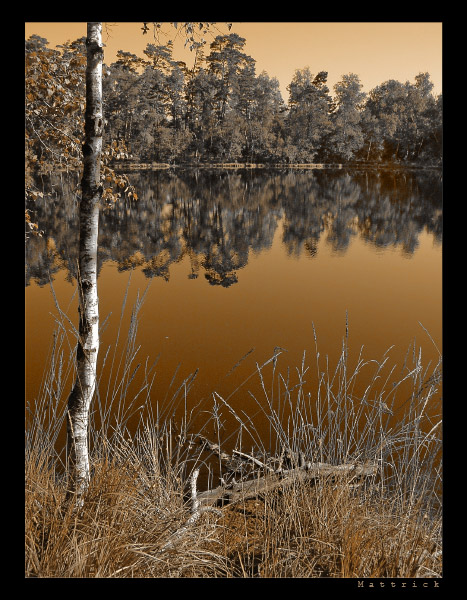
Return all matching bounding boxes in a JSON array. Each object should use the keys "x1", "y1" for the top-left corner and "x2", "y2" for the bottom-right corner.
[
  {"x1": 66, "y1": 23, "x2": 103, "y2": 502},
  {"x1": 160, "y1": 469, "x2": 222, "y2": 552}
]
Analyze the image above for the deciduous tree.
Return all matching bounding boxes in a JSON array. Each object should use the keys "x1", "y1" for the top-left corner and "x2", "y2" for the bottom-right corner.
[
  {"x1": 286, "y1": 68, "x2": 333, "y2": 161},
  {"x1": 327, "y1": 73, "x2": 366, "y2": 161},
  {"x1": 66, "y1": 22, "x2": 103, "y2": 502},
  {"x1": 61, "y1": 22, "x2": 229, "y2": 501}
]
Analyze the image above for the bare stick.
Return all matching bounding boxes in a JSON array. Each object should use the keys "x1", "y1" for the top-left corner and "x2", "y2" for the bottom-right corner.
[
  {"x1": 160, "y1": 468, "x2": 222, "y2": 552},
  {"x1": 232, "y1": 449, "x2": 274, "y2": 473}
]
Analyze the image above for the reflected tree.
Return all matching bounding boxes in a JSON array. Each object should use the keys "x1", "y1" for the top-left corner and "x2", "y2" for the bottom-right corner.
[{"x1": 26, "y1": 169, "x2": 443, "y2": 291}]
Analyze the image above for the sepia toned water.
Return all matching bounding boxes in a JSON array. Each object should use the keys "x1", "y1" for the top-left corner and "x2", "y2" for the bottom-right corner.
[{"x1": 25, "y1": 168, "x2": 442, "y2": 455}]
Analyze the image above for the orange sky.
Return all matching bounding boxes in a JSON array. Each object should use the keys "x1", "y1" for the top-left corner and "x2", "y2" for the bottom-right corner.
[{"x1": 25, "y1": 22, "x2": 442, "y2": 101}]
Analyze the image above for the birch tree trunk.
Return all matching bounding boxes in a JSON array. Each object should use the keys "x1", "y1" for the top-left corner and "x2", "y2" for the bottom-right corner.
[{"x1": 66, "y1": 22, "x2": 103, "y2": 502}]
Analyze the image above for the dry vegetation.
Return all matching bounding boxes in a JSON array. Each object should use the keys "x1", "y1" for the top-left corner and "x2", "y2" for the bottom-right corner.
[
  {"x1": 24, "y1": 430, "x2": 442, "y2": 578},
  {"x1": 26, "y1": 296, "x2": 442, "y2": 578}
]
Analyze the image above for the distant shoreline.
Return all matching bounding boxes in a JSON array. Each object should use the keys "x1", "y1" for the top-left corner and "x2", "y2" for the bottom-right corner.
[
  {"x1": 44, "y1": 161, "x2": 442, "y2": 175},
  {"x1": 111, "y1": 161, "x2": 442, "y2": 172}
]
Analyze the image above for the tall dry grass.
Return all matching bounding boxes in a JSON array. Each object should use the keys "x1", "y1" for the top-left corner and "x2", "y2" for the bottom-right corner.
[{"x1": 25, "y1": 288, "x2": 442, "y2": 578}]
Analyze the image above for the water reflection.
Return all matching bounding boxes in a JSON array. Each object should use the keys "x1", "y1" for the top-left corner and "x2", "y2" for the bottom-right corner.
[{"x1": 25, "y1": 169, "x2": 442, "y2": 288}]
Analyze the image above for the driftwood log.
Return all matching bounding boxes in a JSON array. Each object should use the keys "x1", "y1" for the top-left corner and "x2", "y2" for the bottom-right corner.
[
  {"x1": 160, "y1": 435, "x2": 379, "y2": 552},
  {"x1": 193, "y1": 434, "x2": 378, "y2": 508}
]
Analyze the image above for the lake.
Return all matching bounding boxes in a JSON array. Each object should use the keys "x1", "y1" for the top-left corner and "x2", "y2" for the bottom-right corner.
[{"x1": 25, "y1": 167, "x2": 442, "y2": 458}]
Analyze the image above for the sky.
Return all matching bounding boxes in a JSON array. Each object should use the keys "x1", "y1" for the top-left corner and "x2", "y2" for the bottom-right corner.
[{"x1": 25, "y1": 22, "x2": 442, "y2": 102}]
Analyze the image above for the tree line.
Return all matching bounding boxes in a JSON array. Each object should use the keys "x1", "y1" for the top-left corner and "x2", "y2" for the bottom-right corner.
[{"x1": 26, "y1": 31, "x2": 442, "y2": 180}]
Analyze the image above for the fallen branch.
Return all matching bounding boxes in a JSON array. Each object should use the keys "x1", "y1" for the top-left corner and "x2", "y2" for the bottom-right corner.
[
  {"x1": 197, "y1": 461, "x2": 378, "y2": 508},
  {"x1": 190, "y1": 433, "x2": 378, "y2": 508}
]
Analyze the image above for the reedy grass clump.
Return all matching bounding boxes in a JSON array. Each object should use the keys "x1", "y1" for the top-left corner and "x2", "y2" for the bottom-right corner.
[{"x1": 25, "y1": 289, "x2": 442, "y2": 578}]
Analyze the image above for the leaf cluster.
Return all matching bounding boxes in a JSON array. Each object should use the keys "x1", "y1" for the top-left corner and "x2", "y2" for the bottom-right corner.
[{"x1": 25, "y1": 37, "x2": 86, "y2": 175}]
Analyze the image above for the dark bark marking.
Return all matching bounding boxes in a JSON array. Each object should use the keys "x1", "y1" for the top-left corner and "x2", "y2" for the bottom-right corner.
[{"x1": 82, "y1": 143, "x2": 93, "y2": 157}]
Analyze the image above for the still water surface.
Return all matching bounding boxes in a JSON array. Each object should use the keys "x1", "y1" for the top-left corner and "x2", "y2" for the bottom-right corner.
[{"x1": 25, "y1": 168, "x2": 442, "y2": 449}]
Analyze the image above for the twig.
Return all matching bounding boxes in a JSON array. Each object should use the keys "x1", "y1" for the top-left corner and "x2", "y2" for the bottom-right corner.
[
  {"x1": 160, "y1": 468, "x2": 222, "y2": 552},
  {"x1": 232, "y1": 449, "x2": 274, "y2": 473}
]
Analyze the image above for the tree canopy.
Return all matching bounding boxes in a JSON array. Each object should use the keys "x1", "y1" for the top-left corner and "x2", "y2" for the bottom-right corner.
[{"x1": 26, "y1": 30, "x2": 442, "y2": 178}]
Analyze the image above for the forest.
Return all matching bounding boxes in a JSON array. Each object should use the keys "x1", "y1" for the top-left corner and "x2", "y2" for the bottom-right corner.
[{"x1": 25, "y1": 31, "x2": 442, "y2": 186}]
